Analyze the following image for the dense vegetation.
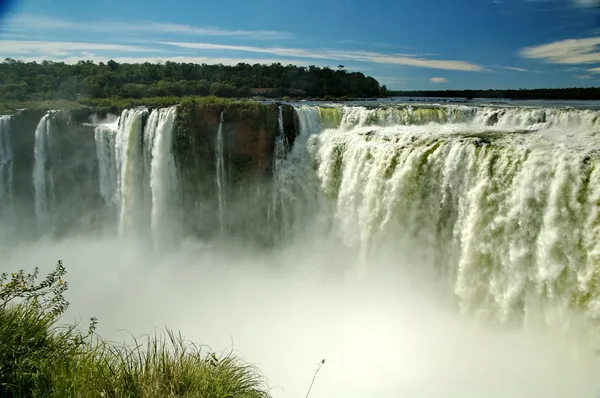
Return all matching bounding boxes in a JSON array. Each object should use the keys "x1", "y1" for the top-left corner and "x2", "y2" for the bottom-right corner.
[
  {"x1": 0, "y1": 262, "x2": 270, "y2": 398},
  {"x1": 389, "y1": 87, "x2": 600, "y2": 100},
  {"x1": 0, "y1": 58, "x2": 385, "y2": 103}
]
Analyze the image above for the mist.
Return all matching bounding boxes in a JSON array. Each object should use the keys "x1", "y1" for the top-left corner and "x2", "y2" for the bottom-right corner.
[{"x1": 2, "y1": 232, "x2": 599, "y2": 398}]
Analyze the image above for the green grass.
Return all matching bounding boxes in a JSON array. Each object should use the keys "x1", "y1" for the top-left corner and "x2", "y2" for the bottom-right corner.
[{"x1": 0, "y1": 263, "x2": 270, "y2": 398}]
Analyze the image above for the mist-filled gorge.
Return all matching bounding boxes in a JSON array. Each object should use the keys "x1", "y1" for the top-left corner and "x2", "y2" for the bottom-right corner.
[{"x1": 2, "y1": 102, "x2": 600, "y2": 397}]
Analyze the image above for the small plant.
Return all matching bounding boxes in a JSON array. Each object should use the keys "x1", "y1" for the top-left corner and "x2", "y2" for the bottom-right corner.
[
  {"x1": 0, "y1": 260, "x2": 69, "y2": 318},
  {"x1": 304, "y1": 359, "x2": 326, "y2": 398}
]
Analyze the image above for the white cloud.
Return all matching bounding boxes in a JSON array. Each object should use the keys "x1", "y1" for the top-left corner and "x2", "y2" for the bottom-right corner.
[
  {"x1": 161, "y1": 42, "x2": 483, "y2": 71},
  {"x1": 494, "y1": 65, "x2": 528, "y2": 72},
  {"x1": 6, "y1": 14, "x2": 292, "y2": 40},
  {"x1": 588, "y1": 67, "x2": 600, "y2": 72},
  {"x1": 520, "y1": 37, "x2": 600, "y2": 64},
  {"x1": 573, "y1": 0, "x2": 599, "y2": 7},
  {"x1": 373, "y1": 76, "x2": 408, "y2": 87},
  {"x1": 493, "y1": 0, "x2": 504, "y2": 4},
  {"x1": 0, "y1": 40, "x2": 153, "y2": 55},
  {"x1": 502, "y1": 66, "x2": 527, "y2": 72},
  {"x1": 576, "y1": 74, "x2": 593, "y2": 79},
  {"x1": 430, "y1": 77, "x2": 447, "y2": 83}
]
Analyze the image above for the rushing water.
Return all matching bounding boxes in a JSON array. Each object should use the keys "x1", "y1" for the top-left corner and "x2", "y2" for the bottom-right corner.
[
  {"x1": 95, "y1": 123, "x2": 120, "y2": 217},
  {"x1": 0, "y1": 115, "x2": 13, "y2": 223},
  {"x1": 150, "y1": 106, "x2": 178, "y2": 248},
  {"x1": 116, "y1": 108, "x2": 147, "y2": 236},
  {"x1": 215, "y1": 110, "x2": 226, "y2": 234},
  {"x1": 32, "y1": 113, "x2": 54, "y2": 231}
]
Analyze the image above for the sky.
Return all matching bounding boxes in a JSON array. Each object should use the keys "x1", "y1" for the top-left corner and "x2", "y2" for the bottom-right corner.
[{"x1": 0, "y1": 0, "x2": 599, "y2": 90}]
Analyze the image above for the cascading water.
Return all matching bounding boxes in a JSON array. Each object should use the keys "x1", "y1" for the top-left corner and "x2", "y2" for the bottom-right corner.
[
  {"x1": 268, "y1": 107, "x2": 288, "y2": 238},
  {"x1": 150, "y1": 106, "x2": 178, "y2": 248},
  {"x1": 215, "y1": 110, "x2": 226, "y2": 234},
  {"x1": 295, "y1": 105, "x2": 600, "y2": 337},
  {"x1": 270, "y1": 105, "x2": 324, "y2": 240},
  {"x1": 9, "y1": 102, "x2": 600, "y2": 343},
  {"x1": 33, "y1": 113, "x2": 54, "y2": 230},
  {"x1": 0, "y1": 115, "x2": 13, "y2": 222},
  {"x1": 116, "y1": 108, "x2": 148, "y2": 236},
  {"x1": 94, "y1": 122, "x2": 120, "y2": 218}
]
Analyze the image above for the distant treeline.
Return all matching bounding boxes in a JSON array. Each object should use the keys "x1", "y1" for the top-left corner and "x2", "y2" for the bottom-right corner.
[
  {"x1": 0, "y1": 58, "x2": 386, "y2": 102},
  {"x1": 389, "y1": 87, "x2": 600, "y2": 101}
]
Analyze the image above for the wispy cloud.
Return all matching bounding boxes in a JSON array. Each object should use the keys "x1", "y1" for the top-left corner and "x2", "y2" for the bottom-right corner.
[
  {"x1": 161, "y1": 42, "x2": 483, "y2": 71},
  {"x1": 0, "y1": 40, "x2": 154, "y2": 55},
  {"x1": 588, "y1": 67, "x2": 600, "y2": 72},
  {"x1": 520, "y1": 37, "x2": 600, "y2": 64},
  {"x1": 494, "y1": 65, "x2": 528, "y2": 72},
  {"x1": 373, "y1": 76, "x2": 409, "y2": 87},
  {"x1": 430, "y1": 77, "x2": 447, "y2": 83},
  {"x1": 573, "y1": 0, "x2": 600, "y2": 7},
  {"x1": 576, "y1": 74, "x2": 593, "y2": 78},
  {"x1": 6, "y1": 14, "x2": 292, "y2": 40}
]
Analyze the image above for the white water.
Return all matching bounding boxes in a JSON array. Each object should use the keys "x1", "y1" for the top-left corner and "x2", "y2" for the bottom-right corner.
[
  {"x1": 270, "y1": 106, "x2": 324, "y2": 240},
  {"x1": 150, "y1": 106, "x2": 178, "y2": 248},
  {"x1": 286, "y1": 107, "x2": 600, "y2": 338},
  {"x1": 94, "y1": 123, "x2": 120, "y2": 216},
  {"x1": 0, "y1": 115, "x2": 13, "y2": 222},
  {"x1": 330, "y1": 104, "x2": 600, "y2": 133},
  {"x1": 116, "y1": 108, "x2": 148, "y2": 236},
  {"x1": 215, "y1": 110, "x2": 226, "y2": 234},
  {"x1": 33, "y1": 113, "x2": 54, "y2": 230}
]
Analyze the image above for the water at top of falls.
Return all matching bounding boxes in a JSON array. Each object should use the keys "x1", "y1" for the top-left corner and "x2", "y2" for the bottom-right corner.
[
  {"x1": 215, "y1": 110, "x2": 226, "y2": 234},
  {"x1": 150, "y1": 106, "x2": 178, "y2": 248},
  {"x1": 317, "y1": 104, "x2": 600, "y2": 138}
]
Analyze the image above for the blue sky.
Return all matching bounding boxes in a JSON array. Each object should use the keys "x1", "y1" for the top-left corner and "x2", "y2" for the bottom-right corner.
[{"x1": 0, "y1": 0, "x2": 599, "y2": 90}]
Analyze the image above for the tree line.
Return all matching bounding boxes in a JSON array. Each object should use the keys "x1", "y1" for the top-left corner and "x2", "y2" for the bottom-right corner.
[
  {"x1": 389, "y1": 88, "x2": 600, "y2": 100},
  {"x1": 0, "y1": 58, "x2": 386, "y2": 101}
]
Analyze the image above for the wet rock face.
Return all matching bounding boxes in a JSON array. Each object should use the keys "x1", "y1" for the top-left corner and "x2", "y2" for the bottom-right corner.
[{"x1": 173, "y1": 101, "x2": 296, "y2": 240}]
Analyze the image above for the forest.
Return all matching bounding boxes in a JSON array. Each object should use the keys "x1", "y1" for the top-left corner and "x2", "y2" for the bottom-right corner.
[
  {"x1": 0, "y1": 58, "x2": 385, "y2": 102},
  {"x1": 389, "y1": 87, "x2": 600, "y2": 100}
]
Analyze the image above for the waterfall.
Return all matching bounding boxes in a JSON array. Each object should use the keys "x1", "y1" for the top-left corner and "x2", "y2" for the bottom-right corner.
[
  {"x1": 268, "y1": 107, "x2": 289, "y2": 240},
  {"x1": 307, "y1": 116, "x2": 600, "y2": 330},
  {"x1": 33, "y1": 113, "x2": 54, "y2": 230},
  {"x1": 270, "y1": 105, "x2": 323, "y2": 239},
  {"x1": 0, "y1": 116, "x2": 13, "y2": 223},
  {"x1": 215, "y1": 110, "x2": 226, "y2": 234},
  {"x1": 94, "y1": 123, "x2": 120, "y2": 218},
  {"x1": 11, "y1": 102, "x2": 600, "y2": 336},
  {"x1": 150, "y1": 106, "x2": 178, "y2": 248},
  {"x1": 142, "y1": 109, "x2": 160, "y2": 217},
  {"x1": 116, "y1": 108, "x2": 148, "y2": 236}
]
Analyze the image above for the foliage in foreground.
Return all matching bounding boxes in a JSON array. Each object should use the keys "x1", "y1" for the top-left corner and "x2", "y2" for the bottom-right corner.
[{"x1": 0, "y1": 262, "x2": 270, "y2": 398}]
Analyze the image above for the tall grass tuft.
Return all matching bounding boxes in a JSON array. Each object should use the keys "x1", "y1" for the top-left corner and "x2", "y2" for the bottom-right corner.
[{"x1": 0, "y1": 261, "x2": 271, "y2": 398}]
